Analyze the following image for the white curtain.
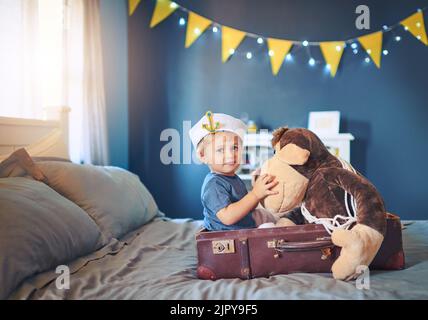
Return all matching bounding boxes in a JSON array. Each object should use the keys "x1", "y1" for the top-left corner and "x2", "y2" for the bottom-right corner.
[
  {"x1": 66, "y1": 0, "x2": 109, "y2": 165},
  {"x1": 82, "y1": 0, "x2": 109, "y2": 165},
  {"x1": 0, "y1": 0, "x2": 109, "y2": 165}
]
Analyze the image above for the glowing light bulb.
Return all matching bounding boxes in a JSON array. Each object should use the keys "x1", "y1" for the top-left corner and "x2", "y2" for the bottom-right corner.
[
  {"x1": 194, "y1": 28, "x2": 201, "y2": 35},
  {"x1": 404, "y1": 26, "x2": 409, "y2": 31},
  {"x1": 302, "y1": 40, "x2": 309, "y2": 47},
  {"x1": 308, "y1": 58, "x2": 315, "y2": 66},
  {"x1": 383, "y1": 25, "x2": 388, "y2": 30},
  {"x1": 395, "y1": 36, "x2": 401, "y2": 42},
  {"x1": 257, "y1": 37, "x2": 264, "y2": 44},
  {"x1": 365, "y1": 57, "x2": 370, "y2": 63},
  {"x1": 170, "y1": 2, "x2": 178, "y2": 9},
  {"x1": 353, "y1": 49, "x2": 358, "y2": 54},
  {"x1": 326, "y1": 64, "x2": 331, "y2": 70},
  {"x1": 179, "y1": 18, "x2": 186, "y2": 26},
  {"x1": 351, "y1": 43, "x2": 358, "y2": 49},
  {"x1": 246, "y1": 52, "x2": 252, "y2": 59},
  {"x1": 336, "y1": 45, "x2": 342, "y2": 52},
  {"x1": 268, "y1": 50, "x2": 274, "y2": 57},
  {"x1": 416, "y1": 22, "x2": 421, "y2": 28},
  {"x1": 212, "y1": 26, "x2": 218, "y2": 33},
  {"x1": 383, "y1": 50, "x2": 389, "y2": 55},
  {"x1": 229, "y1": 48, "x2": 235, "y2": 55},
  {"x1": 366, "y1": 49, "x2": 371, "y2": 54},
  {"x1": 286, "y1": 53, "x2": 292, "y2": 61},
  {"x1": 417, "y1": 35, "x2": 421, "y2": 40}
]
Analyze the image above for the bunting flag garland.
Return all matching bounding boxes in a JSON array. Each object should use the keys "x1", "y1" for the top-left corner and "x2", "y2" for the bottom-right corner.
[
  {"x1": 400, "y1": 11, "x2": 428, "y2": 45},
  {"x1": 129, "y1": 0, "x2": 141, "y2": 16},
  {"x1": 185, "y1": 12, "x2": 212, "y2": 48},
  {"x1": 129, "y1": 1, "x2": 428, "y2": 76},
  {"x1": 150, "y1": 0, "x2": 178, "y2": 28},
  {"x1": 319, "y1": 41, "x2": 345, "y2": 77},
  {"x1": 358, "y1": 31, "x2": 383, "y2": 68},
  {"x1": 222, "y1": 26, "x2": 246, "y2": 62},
  {"x1": 267, "y1": 38, "x2": 293, "y2": 75}
]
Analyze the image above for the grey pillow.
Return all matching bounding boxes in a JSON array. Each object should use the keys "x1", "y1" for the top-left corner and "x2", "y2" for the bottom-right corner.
[
  {"x1": 37, "y1": 161, "x2": 160, "y2": 240},
  {"x1": 0, "y1": 177, "x2": 104, "y2": 300}
]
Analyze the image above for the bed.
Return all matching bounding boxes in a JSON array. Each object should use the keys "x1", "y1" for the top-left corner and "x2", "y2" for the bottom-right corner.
[
  {"x1": 8, "y1": 218, "x2": 428, "y2": 300},
  {"x1": 1, "y1": 111, "x2": 428, "y2": 300}
]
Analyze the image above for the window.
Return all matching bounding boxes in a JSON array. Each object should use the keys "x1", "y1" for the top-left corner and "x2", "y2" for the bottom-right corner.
[
  {"x1": 0, "y1": 0, "x2": 65, "y2": 119},
  {"x1": 0, "y1": 0, "x2": 108, "y2": 165}
]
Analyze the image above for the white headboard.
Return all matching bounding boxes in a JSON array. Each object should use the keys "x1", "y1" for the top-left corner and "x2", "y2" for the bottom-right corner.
[{"x1": 0, "y1": 107, "x2": 70, "y2": 161}]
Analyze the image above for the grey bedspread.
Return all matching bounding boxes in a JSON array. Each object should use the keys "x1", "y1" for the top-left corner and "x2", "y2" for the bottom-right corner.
[{"x1": 12, "y1": 218, "x2": 428, "y2": 300}]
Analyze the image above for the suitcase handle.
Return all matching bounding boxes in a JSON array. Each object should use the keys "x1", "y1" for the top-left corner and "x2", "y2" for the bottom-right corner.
[{"x1": 274, "y1": 238, "x2": 333, "y2": 252}]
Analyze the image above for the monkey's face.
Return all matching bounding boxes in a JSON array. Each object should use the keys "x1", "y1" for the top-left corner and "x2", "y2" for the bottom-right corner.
[
  {"x1": 272, "y1": 127, "x2": 333, "y2": 178},
  {"x1": 260, "y1": 127, "x2": 331, "y2": 213},
  {"x1": 259, "y1": 145, "x2": 309, "y2": 214}
]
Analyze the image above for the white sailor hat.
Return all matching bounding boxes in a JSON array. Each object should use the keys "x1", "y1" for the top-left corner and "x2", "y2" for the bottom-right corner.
[{"x1": 189, "y1": 111, "x2": 248, "y2": 149}]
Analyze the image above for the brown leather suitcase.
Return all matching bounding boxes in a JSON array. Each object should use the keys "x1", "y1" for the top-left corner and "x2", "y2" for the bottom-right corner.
[{"x1": 196, "y1": 213, "x2": 405, "y2": 280}]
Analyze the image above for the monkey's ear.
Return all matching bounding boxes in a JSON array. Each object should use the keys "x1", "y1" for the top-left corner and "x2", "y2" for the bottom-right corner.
[
  {"x1": 277, "y1": 143, "x2": 310, "y2": 165},
  {"x1": 271, "y1": 126, "x2": 289, "y2": 148}
]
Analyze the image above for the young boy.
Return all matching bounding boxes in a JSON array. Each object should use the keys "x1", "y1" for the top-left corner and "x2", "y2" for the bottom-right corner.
[{"x1": 189, "y1": 111, "x2": 279, "y2": 231}]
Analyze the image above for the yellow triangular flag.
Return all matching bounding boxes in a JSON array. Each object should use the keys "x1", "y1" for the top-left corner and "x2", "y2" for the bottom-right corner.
[
  {"x1": 319, "y1": 41, "x2": 345, "y2": 77},
  {"x1": 150, "y1": 0, "x2": 178, "y2": 28},
  {"x1": 266, "y1": 38, "x2": 293, "y2": 75},
  {"x1": 358, "y1": 31, "x2": 383, "y2": 68},
  {"x1": 185, "y1": 12, "x2": 212, "y2": 48},
  {"x1": 400, "y1": 11, "x2": 428, "y2": 45},
  {"x1": 222, "y1": 26, "x2": 246, "y2": 62},
  {"x1": 129, "y1": 0, "x2": 141, "y2": 16}
]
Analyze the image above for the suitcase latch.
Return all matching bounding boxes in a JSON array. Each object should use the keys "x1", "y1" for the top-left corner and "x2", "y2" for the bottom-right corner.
[
  {"x1": 267, "y1": 239, "x2": 284, "y2": 248},
  {"x1": 212, "y1": 239, "x2": 235, "y2": 254}
]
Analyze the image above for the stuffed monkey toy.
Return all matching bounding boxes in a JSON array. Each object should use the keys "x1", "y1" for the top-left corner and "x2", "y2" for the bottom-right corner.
[{"x1": 260, "y1": 127, "x2": 386, "y2": 281}]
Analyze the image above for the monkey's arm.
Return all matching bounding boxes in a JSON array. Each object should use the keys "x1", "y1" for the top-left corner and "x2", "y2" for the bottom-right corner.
[{"x1": 315, "y1": 167, "x2": 387, "y2": 280}]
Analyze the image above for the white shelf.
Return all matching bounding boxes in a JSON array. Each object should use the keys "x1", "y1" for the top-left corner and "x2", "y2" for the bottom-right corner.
[
  {"x1": 243, "y1": 132, "x2": 273, "y2": 147},
  {"x1": 319, "y1": 133, "x2": 354, "y2": 163},
  {"x1": 318, "y1": 133, "x2": 355, "y2": 141},
  {"x1": 238, "y1": 131, "x2": 355, "y2": 189},
  {"x1": 238, "y1": 174, "x2": 252, "y2": 181},
  {"x1": 238, "y1": 132, "x2": 355, "y2": 181}
]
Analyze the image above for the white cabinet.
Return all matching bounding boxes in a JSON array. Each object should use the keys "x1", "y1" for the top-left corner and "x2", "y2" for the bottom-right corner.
[
  {"x1": 318, "y1": 133, "x2": 354, "y2": 163},
  {"x1": 237, "y1": 132, "x2": 273, "y2": 182},
  {"x1": 237, "y1": 132, "x2": 355, "y2": 183}
]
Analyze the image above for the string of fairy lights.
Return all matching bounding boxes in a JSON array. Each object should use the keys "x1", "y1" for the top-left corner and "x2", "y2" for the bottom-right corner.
[{"x1": 166, "y1": 1, "x2": 428, "y2": 69}]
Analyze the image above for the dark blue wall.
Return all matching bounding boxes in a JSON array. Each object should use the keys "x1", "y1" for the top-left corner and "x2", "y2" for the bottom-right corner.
[
  {"x1": 100, "y1": 0, "x2": 129, "y2": 169},
  {"x1": 129, "y1": 0, "x2": 428, "y2": 220}
]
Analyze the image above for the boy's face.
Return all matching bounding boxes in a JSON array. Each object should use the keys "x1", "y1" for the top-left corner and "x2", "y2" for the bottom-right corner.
[{"x1": 199, "y1": 131, "x2": 243, "y2": 176}]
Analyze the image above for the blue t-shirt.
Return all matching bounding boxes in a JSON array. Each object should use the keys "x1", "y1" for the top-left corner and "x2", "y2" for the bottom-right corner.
[{"x1": 201, "y1": 172, "x2": 256, "y2": 231}]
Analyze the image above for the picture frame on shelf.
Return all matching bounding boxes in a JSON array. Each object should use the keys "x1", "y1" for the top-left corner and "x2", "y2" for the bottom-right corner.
[{"x1": 308, "y1": 111, "x2": 340, "y2": 137}]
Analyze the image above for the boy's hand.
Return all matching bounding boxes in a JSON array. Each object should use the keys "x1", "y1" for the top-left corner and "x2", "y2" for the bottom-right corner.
[{"x1": 251, "y1": 174, "x2": 279, "y2": 201}]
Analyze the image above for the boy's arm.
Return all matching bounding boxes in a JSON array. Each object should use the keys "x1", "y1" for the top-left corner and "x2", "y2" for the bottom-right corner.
[
  {"x1": 216, "y1": 191, "x2": 260, "y2": 226},
  {"x1": 216, "y1": 174, "x2": 278, "y2": 226}
]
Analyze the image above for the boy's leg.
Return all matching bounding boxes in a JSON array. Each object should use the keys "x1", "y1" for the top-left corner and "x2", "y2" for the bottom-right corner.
[
  {"x1": 253, "y1": 206, "x2": 297, "y2": 228},
  {"x1": 252, "y1": 207, "x2": 278, "y2": 228}
]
